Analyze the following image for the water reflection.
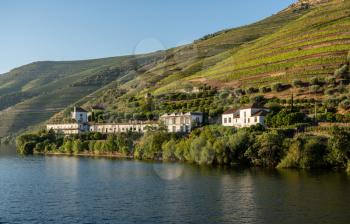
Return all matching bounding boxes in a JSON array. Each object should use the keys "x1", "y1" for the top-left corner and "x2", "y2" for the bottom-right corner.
[{"x1": 0, "y1": 148, "x2": 349, "y2": 224}]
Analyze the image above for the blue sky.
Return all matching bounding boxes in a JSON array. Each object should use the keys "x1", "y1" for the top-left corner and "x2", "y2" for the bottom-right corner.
[{"x1": 0, "y1": 0, "x2": 295, "y2": 74}]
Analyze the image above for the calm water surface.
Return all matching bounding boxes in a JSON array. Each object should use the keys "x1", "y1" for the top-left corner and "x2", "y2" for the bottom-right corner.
[{"x1": 0, "y1": 145, "x2": 349, "y2": 224}]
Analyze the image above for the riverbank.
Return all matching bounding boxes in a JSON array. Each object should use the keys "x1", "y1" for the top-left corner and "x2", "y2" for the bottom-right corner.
[
  {"x1": 16, "y1": 125, "x2": 350, "y2": 172},
  {"x1": 35, "y1": 151, "x2": 133, "y2": 159}
]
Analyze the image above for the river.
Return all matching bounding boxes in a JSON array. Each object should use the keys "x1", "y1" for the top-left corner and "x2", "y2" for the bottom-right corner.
[{"x1": 0, "y1": 145, "x2": 349, "y2": 224}]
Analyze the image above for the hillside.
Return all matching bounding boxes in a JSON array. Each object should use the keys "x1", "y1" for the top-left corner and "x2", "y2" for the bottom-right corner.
[{"x1": 1, "y1": 0, "x2": 349, "y2": 139}]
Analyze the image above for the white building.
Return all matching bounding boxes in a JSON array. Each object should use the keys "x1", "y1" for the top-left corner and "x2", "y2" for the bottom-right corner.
[
  {"x1": 89, "y1": 122, "x2": 158, "y2": 133},
  {"x1": 47, "y1": 106, "x2": 89, "y2": 134},
  {"x1": 160, "y1": 112, "x2": 204, "y2": 133},
  {"x1": 71, "y1": 107, "x2": 88, "y2": 123},
  {"x1": 46, "y1": 123, "x2": 89, "y2": 135},
  {"x1": 222, "y1": 104, "x2": 269, "y2": 128}
]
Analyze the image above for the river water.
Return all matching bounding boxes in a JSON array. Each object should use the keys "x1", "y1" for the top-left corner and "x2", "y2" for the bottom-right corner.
[{"x1": 0, "y1": 145, "x2": 349, "y2": 224}]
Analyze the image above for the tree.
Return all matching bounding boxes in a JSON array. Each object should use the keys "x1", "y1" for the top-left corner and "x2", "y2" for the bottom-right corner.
[
  {"x1": 162, "y1": 139, "x2": 176, "y2": 161},
  {"x1": 245, "y1": 131, "x2": 284, "y2": 167},
  {"x1": 175, "y1": 139, "x2": 191, "y2": 161},
  {"x1": 260, "y1": 86, "x2": 271, "y2": 93},
  {"x1": 227, "y1": 130, "x2": 251, "y2": 165},
  {"x1": 339, "y1": 99, "x2": 350, "y2": 110},
  {"x1": 334, "y1": 64, "x2": 349, "y2": 79},
  {"x1": 271, "y1": 83, "x2": 283, "y2": 92},
  {"x1": 278, "y1": 137, "x2": 303, "y2": 168},
  {"x1": 299, "y1": 137, "x2": 326, "y2": 169},
  {"x1": 61, "y1": 139, "x2": 73, "y2": 153},
  {"x1": 213, "y1": 138, "x2": 228, "y2": 165},
  {"x1": 199, "y1": 142, "x2": 215, "y2": 165},
  {"x1": 135, "y1": 132, "x2": 171, "y2": 160},
  {"x1": 327, "y1": 127, "x2": 350, "y2": 168},
  {"x1": 292, "y1": 79, "x2": 303, "y2": 88},
  {"x1": 72, "y1": 139, "x2": 83, "y2": 154},
  {"x1": 190, "y1": 136, "x2": 207, "y2": 163},
  {"x1": 17, "y1": 141, "x2": 36, "y2": 155}
]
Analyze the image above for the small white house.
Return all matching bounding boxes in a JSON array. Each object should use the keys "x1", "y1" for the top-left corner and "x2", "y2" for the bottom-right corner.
[
  {"x1": 222, "y1": 104, "x2": 269, "y2": 128},
  {"x1": 71, "y1": 106, "x2": 88, "y2": 123},
  {"x1": 160, "y1": 112, "x2": 204, "y2": 133}
]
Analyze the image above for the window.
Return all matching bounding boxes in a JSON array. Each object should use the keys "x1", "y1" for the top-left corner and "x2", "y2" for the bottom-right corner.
[
  {"x1": 248, "y1": 118, "x2": 250, "y2": 123},
  {"x1": 228, "y1": 118, "x2": 232, "y2": 123},
  {"x1": 254, "y1": 117, "x2": 257, "y2": 122},
  {"x1": 224, "y1": 118, "x2": 227, "y2": 123},
  {"x1": 172, "y1": 118, "x2": 176, "y2": 124},
  {"x1": 172, "y1": 126, "x2": 176, "y2": 132}
]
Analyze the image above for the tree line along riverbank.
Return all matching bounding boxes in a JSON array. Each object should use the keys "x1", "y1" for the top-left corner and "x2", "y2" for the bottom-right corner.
[{"x1": 16, "y1": 124, "x2": 350, "y2": 173}]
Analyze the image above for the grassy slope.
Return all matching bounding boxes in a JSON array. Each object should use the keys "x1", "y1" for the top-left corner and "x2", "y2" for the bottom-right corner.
[
  {"x1": 83, "y1": 4, "x2": 310, "y2": 113},
  {"x1": 184, "y1": 0, "x2": 350, "y2": 88},
  {"x1": 2, "y1": 0, "x2": 348, "y2": 138},
  {"x1": 0, "y1": 53, "x2": 164, "y2": 137}
]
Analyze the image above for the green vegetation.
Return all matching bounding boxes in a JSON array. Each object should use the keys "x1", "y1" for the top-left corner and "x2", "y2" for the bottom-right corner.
[
  {"x1": 0, "y1": 0, "x2": 322, "y2": 139},
  {"x1": 16, "y1": 129, "x2": 139, "y2": 156},
  {"x1": 17, "y1": 123, "x2": 350, "y2": 172}
]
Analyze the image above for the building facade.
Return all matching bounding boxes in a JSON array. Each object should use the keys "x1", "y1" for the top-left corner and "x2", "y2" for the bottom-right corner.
[
  {"x1": 71, "y1": 107, "x2": 88, "y2": 123},
  {"x1": 160, "y1": 112, "x2": 204, "y2": 133},
  {"x1": 89, "y1": 122, "x2": 158, "y2": 134},
  {"x1": 46, "y1": 123, "x2": 89, "y2": 135},
  {"x1": 222, "y1": 104, "x2": 269, "y2": 128},
  {"x1": 47, "y1": 107, "x2": 206, "y2": 135}
]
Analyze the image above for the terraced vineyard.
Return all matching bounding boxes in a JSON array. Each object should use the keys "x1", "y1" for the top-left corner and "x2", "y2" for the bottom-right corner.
[{"x1": 184, "y1": 0, "x2": 350, "y2": 88}]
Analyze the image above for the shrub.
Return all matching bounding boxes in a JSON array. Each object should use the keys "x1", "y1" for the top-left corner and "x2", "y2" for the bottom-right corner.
[
  {"x1": 324, "y1": 88, "x2": 335, "y2": 95},
  {"x1": 219, "y1": 91, "x2": 229, "y2": 99},
  {"x1": 250, "y1": 95, "x2": 266, "y2": 105},
  {"x1": 271, "y1": 83, "x2": 284, "y2": 92},
  {"x1": 310, "y1": 77, "x2": 323, "y2": 86},
  {"x1": 227, "y1": 130, "x2": 251, "y2": 164},
  {"x1": 245, "y1": 131, "x2": 284, "y2": 167},
  {"x1": 310, "y1": 85, "x2": 321, "y2": 93},
  {"x1": 17, "y1": 141, "x2": 36, "y2": 155},
  {"x1": 234, "y1": 88, "x2": 244, "y2": 97},
  {"x1": 299, "y1": 137, "x2": 327, "y2": 169},
  {"x1": 199, "y1": 142, "x2": 216, "y2": 165},
  {"x1": 175, "y1": 139, "x2": 191, "y2": 161},
  {"x1": 265, "y1": 109, "x2": 310, "y2": 128},
  {"x1": 292, "y1": 79, "x2": 303, "y2": 88},
  {"x1": 278, "y1": 136, "x2": 327, "y2": 169},
  {"x1": 162, "y1": 139, "x2": 176, "y2": 161},
  {"x1": 339, "y1": 99, "x2": 350, "y2": 110},
  {"x1": 325, "y1": 76, "x2": 336, "y2": 85},
  {"x1": 135, "y1": 131, "x2": 171, "y2": 160},
  {"x1": 327, "y1": 127, "x2": 350, "y2": 168},
  {"x1": 334, "y1": 64, "x2": 349, "y2": 79},
  {"x1": 246, "y1": 87, "x2": 259, "y2": 94},
  {"x1": 260, "y1": 86, "x2": 271, "y2": 93},
  {"x1": 277, "y1": 137, "x2": 302, "y2": 168}
]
